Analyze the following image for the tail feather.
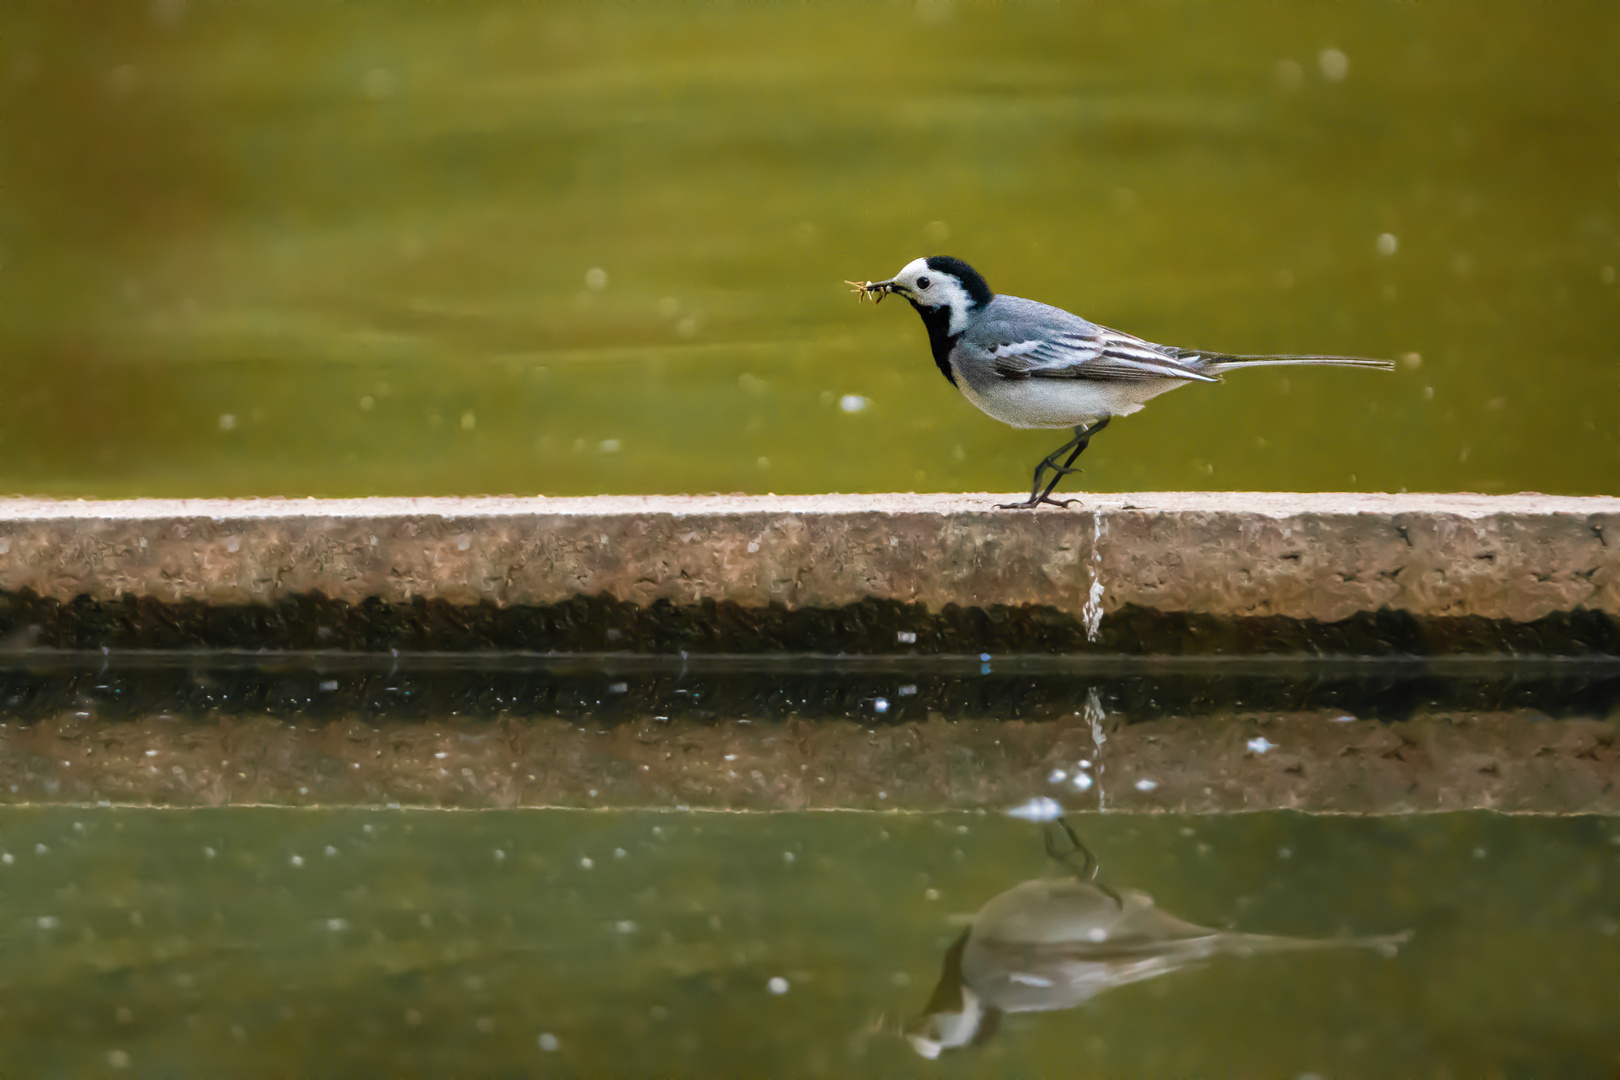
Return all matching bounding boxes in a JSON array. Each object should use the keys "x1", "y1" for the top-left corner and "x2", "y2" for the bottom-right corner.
[{"x1": 1195, "y1": 351, "x2": 1395, "y2": 373}]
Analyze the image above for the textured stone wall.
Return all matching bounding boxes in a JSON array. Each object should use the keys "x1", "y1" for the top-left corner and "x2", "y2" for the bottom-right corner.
[{"x1": 1, "y1": 494, "x2": 1615, "y2": 625}]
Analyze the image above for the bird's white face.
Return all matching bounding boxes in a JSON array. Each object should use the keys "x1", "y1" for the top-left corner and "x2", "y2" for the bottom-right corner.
[
  {"x1": 885, "y1": 258, "x2": 976, "y2": 335},
  {"x1": 904, "y1": 989, "x2": 984, "y2": 1059}
]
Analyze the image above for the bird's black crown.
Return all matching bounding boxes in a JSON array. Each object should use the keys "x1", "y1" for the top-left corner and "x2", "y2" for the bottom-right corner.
[{"x1": 923, "y1": 256, "x2": 994, "y2": 308}]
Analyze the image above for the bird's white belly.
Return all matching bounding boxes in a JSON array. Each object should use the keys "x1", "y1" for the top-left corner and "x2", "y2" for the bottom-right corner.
[{"x1": 956, "y1": 372, "x2": 1190, "y2": 430}]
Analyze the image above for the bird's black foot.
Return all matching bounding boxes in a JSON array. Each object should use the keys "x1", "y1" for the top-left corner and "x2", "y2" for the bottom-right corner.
[{"x1": 993, "y1": 494, "x2": 1079, "y2": 511}]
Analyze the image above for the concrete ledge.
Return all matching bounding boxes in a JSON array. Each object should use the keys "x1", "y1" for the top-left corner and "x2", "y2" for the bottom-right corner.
[{"x1": 2, "y1": 493, "x2": 1617, "y2": 654}]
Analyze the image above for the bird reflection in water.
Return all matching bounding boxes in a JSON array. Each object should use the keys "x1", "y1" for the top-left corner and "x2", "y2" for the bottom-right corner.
[{"x1": 906, "y1": 820, "x2": 1409, "y2": 1059}]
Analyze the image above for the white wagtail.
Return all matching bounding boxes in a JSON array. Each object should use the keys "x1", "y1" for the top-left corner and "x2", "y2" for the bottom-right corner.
[{"x1": 848, "y1": 257, "x2": 1394, "y2": 509}]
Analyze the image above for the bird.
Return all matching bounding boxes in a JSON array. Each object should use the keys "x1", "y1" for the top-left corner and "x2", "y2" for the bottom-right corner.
[
  {"x1": 847, "y1": 256, "x2": 1394, "y2": 509},
  {"x1": 904, "y1": 820, "x2": 1410, "y2": 1059}
]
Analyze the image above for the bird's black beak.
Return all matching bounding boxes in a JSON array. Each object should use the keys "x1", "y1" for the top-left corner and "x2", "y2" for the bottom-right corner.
[{"x1": 846, "y1": 278, "x2": 897, "y2": 304}]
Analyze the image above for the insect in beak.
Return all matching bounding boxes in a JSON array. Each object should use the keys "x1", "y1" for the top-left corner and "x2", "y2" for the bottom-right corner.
[{"x1": 845, "y1": 279, "x2": 895, "y2": 304}]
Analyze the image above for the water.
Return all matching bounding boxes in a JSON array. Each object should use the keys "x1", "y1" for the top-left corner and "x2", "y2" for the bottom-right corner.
[
  {"x1": 0, "y1": 807, "x2": 1615, "y2": 1075},
  {"x1": 3, "y1": 2, "x2": 1617, "y2": 498},
  {"x1": 1, "y1": 652, "x2": 1616, "y2": 1070}
]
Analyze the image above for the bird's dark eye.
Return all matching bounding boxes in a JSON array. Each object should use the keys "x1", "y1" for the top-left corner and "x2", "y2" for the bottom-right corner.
[{"x1": 917, "y1": 276, "x2": 931, "y2": 290}]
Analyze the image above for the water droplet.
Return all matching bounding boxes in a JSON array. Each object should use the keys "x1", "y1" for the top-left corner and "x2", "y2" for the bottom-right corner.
[
  {"x1": 539, "y1": 1032, "x2": 560, "y2": 1052},
  {"x1": 768, "y1": 976, "x2": 790, "y2": 995},
  {"x1": 838, "y1": 394, "x2": 869, "y2": 413},
  {"x1": 1005, "y1": 796, "x2": 1063, "y2": 822},
  {"x1": 1318, "y1": 47, "x2": 1349, "y2": 81}
]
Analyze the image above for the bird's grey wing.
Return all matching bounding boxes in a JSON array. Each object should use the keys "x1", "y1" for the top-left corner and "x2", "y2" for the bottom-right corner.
[{"x1": 967, "y1": 303, "x2": 1218, "y2": 384}]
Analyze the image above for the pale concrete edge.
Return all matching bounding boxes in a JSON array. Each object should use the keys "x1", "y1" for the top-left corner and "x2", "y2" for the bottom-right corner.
[{"x1": 1, "y1": 492, "x2": 1617, "y2": 521}]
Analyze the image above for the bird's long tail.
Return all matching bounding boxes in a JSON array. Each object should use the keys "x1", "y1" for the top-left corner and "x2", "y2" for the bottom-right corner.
[{"x1": 1197, "y1": 352, "x2": 1395, "y2": 373}]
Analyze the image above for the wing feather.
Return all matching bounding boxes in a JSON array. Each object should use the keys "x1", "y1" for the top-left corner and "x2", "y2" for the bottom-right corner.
[{"x1": 986, "y1": 328, "x2": 1218, "y2": 383}]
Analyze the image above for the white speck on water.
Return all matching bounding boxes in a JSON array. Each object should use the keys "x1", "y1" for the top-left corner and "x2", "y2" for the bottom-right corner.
[
  {"x1": 1275, "y1": 58, "x2": 1304, "y2": 91},
  {"x1": 608, "y1": 682, "x2": 628, "y2": 694},
  {"x1": 359, "y1": 395, "x2": 374, "y2": 412},
  {"x1": 924, "y1": 888, "x2": 940, "y2": 901},
  {"x1": 145, "y1": 749, "x2": 158, "y2": 757},
  {"x1": 218, "y1": 413, "x2": 237, "y2": 432},
  {"x1": 1332, "y1": 715, "x2": 1357, "y2": 723},
  {"x1": 1048, "y1": 769, "x2": 1068, "y2": 784},
  {"x1": 539, "y1": 1032, "x2": 560, "y2": 1052},
  {"x1": 434, "y1": 751, "x2": 447, "y2": 759},
  {"x1": 1377, "y1": 232, "x2": 1398, "y2": 256},
  {"x1": 613, "y1": 847, "x2": 627, "y2": 859},
  {"x1": 584, "y1": 267, "x2": 608, "y2": 291},
  {"x1": 319, "y1": 679, "x2": 339, "y2": 692},
  {"x1": 1006, "y1": 796, "x2": 1063, "y2": 822},
  {"x1": 839, "y1": 394, "x2": 869, "y2": 413},
  {"x1": 1134, "y1": 778, "x2": 1158, "y2": 792},
  {"x1": 615, "y1": 920, "x2": 637, "y2": 934},
  {"x1": 360, "y1": 67, "x2": 395, "y2": 99},
  {"x1": 0, "y1": 853, "x2": 11, "y2": 865},
  {"x1": 34, "y1": 843, "x2": 47, "y2": 855},
  {"x1": 203, "y1": 847, "x2": 216, "y2": 859},
  {"x1": 325, "y1": 918, "x2": 348, "y2": 931},
  {"x1": 1073, "y1": 772, "x2": 1094, "y2": 792},
  {"x1": 289, "y1": 855, "x2": 304, "y2": 867},
  {"x1": 1086, "y1": 927, "x2": 1108, "y2": 942},
  {"x1": 493, "y1": 848, "x2": 508, "y2": 862},
  {"x1": 768, "y1": 976, "x2": 790, "y2": 995},
  {"x1": 897, "y1": 631, "x2": 917, "y2": 644},
  {"x1": 579, "y1": 856, "x2": 593, "y2": 869},
  {"x1": 1247, "y1": 737, "x2": 1277, "y2": 754},
  {"x1": 1319, "y1": 47, "x2": 1349, "y2": 81},
  {"x1": 783, "y1": 850, "x2": 795, "y2": 863},
  {"x1": 873, "y1": 698, "x2": 889, "y2": 713},
  {"x1": 1473, "y1": 846, "x2": 1488, "y2": 859},
  {"x1": 599, "y1": 439, "x2": 621, "y2": 453},
  {"x1": 36, "y1": 916, "x2": 59, "y2": 929},
  {"x1": 324, "y1": 845, "x2": 338, "y2": 858},
  {"x1": 878, "y1": 791, "x2": 888, "y2": 800},
  {"x1": 1279, "y1": 847, "x2": 1293, "y2": 859}
]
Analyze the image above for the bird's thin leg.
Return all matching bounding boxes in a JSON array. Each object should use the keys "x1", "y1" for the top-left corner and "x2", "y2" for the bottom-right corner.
[
  {"x1": 1043, "y1": 817, "x2": 1125, "y2": 909},
  {"x1": 1043, "y1": 818, "x2": 1097, "y2": 880},
  {"x1": 995, "y1": 419, "x2": 1110, "y2": 511},
  {"x1": 1035, "y1": 418, "x2": 1109, "y2": 502},
  {"x1": 995, "y1": 430, "x2": 1081, "y2": 511}
]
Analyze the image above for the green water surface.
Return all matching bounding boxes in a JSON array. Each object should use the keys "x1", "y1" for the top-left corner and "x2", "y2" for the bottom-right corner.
[
  {"x1": 3, "y1": 2, "x2": 1616, "y2": 498},
  {"x1": 0, "y1": 808, "x2": 1615, "y2": 1075}
]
